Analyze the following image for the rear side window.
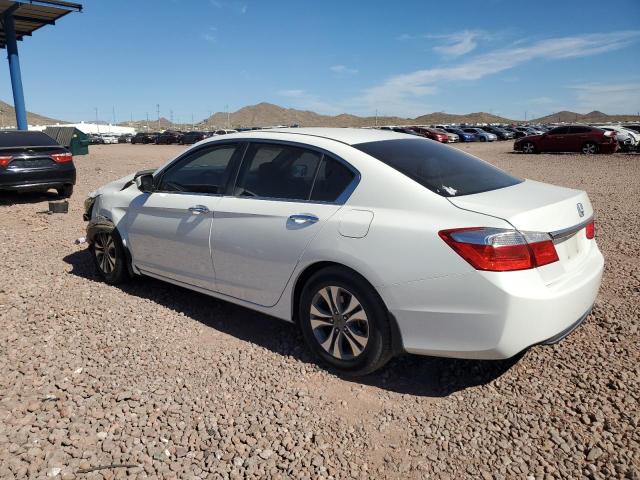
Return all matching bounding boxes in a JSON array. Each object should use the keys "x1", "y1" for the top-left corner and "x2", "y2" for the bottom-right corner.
[
  {"x1": 548, "y1": 127, "x2": 569, "y2": 135},
  {"x1": 570, "y1": 126, "x2": 591, "y2": 134},
  {"x1": 310, "y1": 156, "x2": 355, "y2": 202},
  {"x1": 0, "y1": 131, "x2": 58, "y2": 147},
  {"x1": 354, "y1": 138, "x2": 522, "y2": 197},
  {"x1": 234, "y1": 143, "x2": 322, "y2": 201}
]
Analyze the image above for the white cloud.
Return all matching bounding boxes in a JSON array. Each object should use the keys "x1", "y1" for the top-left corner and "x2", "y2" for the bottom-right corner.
[
  {"x1": 329, "y1": 65, "x2": 358, "y2": 75},
  {"x1": 210, "y1": 0, "x2": 247, "y2": 14},
  {"x1": 276, "y1": 89, "x2": 344, "y2": 115},
  {"x1": 570, "y1": 82, "x2": 640, "y2": 113},
  {"x1": 428, "y1": 30, "x2": 489, "y2": 58},
  {"x1": 277, "y1": 89, "x2": 306, "y2": 98},
  {"x1": 202, "y1": 26, "x2": 217, "y2": 43},
  {"x1": 526, "y1": 97, "x2": 554, "y2": 105},
  {"x1": 357, "y1": 30, "x2": 640, "y2": 116}
]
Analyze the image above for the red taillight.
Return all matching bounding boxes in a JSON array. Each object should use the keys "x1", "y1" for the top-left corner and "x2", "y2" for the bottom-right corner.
[
  {"x1": 439, "y1": 227, "x2": 559, "y2": 272},
  {"x1": 51, "y1": 152, "x2": 73, "y2": 164},
  {"x1": 0, "y1": 155, "x2": 12, "y2": 167},
  {"x1": 585, "y1": 220, "x2": 595, "y2": 239}
]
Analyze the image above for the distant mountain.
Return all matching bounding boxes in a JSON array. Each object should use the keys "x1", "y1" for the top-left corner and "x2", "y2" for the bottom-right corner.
[
  {"x1": 200, "y1": 102, "x2": 516, "y2": 128},
  {"x1": 530, "y1": 110, "x2": 640, "y2": 124},
  {"x1": 0, "y1": 100, "x2": 65, "y2": 127}
]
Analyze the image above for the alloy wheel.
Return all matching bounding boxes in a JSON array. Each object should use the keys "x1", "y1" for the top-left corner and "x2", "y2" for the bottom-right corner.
[
  {"x1": 94, "y1": 232, "x2": 117, "y2": 274},
  {"x1": 523, "y1": 142, "x2": 535, "y2": 154},
  {"x1": 309, "y1": 286, "x2": 369, "y2": 360},
  {"x1": 582, "y1": 143, "x2": 597, "y2": 154}
]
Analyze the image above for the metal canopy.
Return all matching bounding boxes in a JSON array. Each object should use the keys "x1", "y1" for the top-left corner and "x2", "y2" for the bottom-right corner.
[
  {"x1": 0, "y1": 0, "x2": 82, "y2": 49},
  {"x1": 0, "y1": 0, "x2": 81, "y2": 129}
]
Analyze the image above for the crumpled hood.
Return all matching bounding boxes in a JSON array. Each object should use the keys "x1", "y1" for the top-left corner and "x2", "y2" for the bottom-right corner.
[
  {"x1": 88, "y1": 168, "x2": 156, "y2": 198},
  {"x1": 88, "y1": 172, "x2": 137, "y2": 198}
]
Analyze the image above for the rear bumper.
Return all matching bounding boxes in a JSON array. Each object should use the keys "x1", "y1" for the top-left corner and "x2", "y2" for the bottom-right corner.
[
  {"x1": 378, "y1": 243, "x2": 604, "y2": 360},
  {"x1": 0, "y1": 163, "x2": 76, "y2": 191}
]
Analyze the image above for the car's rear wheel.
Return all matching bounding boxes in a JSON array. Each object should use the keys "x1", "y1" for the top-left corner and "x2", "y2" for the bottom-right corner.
[
  {"x1": 299, "y1": 267, "x2": 393, "y2": 376},
  {"x1": 57, "y1": 184, "x2": 74, "y2": 198},
  {"x1": 479, "y1": 136, "x2": 487, "y2": 142},
  {"x1": 90, "y1": 230, "x2": 129, "y2": 284},
  {"x1": 582, "y1": 142, "x2": 598, "y2": 154},
  {"x1": 522, "y1": 142, "x2": 536, "y2": 154}
]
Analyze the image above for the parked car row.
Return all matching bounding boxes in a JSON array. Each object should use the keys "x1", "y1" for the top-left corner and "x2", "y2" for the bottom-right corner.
[{"x1": 128, "y1": 129, "x2": 239, "y2": 146}]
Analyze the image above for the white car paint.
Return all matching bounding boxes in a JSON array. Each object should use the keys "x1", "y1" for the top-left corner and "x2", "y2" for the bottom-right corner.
[{"x1": 87, "y1": 128, "x2": 604, "y2": 360}]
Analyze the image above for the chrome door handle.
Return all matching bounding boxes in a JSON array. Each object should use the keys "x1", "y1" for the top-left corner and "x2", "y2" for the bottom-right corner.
[
  {"x1": 188, "y1": 205, "x2": 210, "y2": 215},
  {"x1": 288, "y1": 213, "x2": 319, "y2": 225}
]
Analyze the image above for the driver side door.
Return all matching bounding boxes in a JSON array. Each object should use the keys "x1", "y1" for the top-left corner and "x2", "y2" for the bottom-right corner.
[{"x1": 125, "y1": 142, "x2": 243, "y2": 289}]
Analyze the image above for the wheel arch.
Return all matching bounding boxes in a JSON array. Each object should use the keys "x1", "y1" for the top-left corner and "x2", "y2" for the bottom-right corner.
[
  {"x1": 291, "y1": 261, "x2": 405, "y2": 355},
  {"x1": 87, "y1": 216, "x2": 136, "y2": 276}
]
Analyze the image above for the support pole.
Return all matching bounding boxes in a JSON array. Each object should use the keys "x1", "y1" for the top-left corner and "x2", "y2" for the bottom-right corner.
[{"x1": 4, "y1": 11, "x2": 27, "y2": 130}]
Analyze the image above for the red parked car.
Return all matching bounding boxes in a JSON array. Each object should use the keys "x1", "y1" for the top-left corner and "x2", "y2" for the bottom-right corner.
[
  {"x1": 514, "y1": 125, "x2": 618, "y2": 154},
  {"x1": 408, "y1": 126, "x2": 449, "y2": 143}
]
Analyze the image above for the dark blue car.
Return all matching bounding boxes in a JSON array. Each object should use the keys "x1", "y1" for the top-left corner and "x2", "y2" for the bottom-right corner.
[{"x1": 445, "y1": 128, "x2": 476, "y2": 142}]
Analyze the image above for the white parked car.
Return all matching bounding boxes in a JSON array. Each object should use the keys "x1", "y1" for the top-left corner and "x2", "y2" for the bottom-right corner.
[
  {"x1": 83, "y1": 128, "x2": 604, "y2": 375},
  {"x1": 101, "y1": 134, "x2": 119, "y2": 144},
  {"x1": 595, "y1": 125, "x2": 639, "y2": 150}
]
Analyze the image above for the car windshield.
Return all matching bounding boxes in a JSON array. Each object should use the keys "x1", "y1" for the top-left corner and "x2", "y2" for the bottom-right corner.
[
  {"x1": 353, "y1": 138, "x2": 522, "y2": 197},
  {"x1": 0, "y1": 131, "x2": 58, "y2": 147}
]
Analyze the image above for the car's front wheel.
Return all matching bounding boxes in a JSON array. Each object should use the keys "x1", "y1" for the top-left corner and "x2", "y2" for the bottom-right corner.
[
  {"x1": 299, "y1": 267, "x2": 393, "y2": 376},
  {"x1": 90, "y1": 230, "x2": 129, "y2": 284},
  {"x1": 582, "y1": 142, "x2": 598, "y2": 154},
  {"x1": 522, "y1": 142, "x2": 536, "y2": 154}
]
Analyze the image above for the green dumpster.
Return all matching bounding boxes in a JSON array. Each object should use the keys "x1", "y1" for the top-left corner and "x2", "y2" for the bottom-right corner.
[{"x1": 43, "y1": 126, "x2": 90, "y2": 156}]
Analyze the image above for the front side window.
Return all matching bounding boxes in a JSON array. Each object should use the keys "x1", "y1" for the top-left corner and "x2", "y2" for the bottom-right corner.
[
  {"x1": 548, "y1": 127, "x2": 570, "y2": 135},
  {"x1": 158, "y1": 144, "x2": 239, "y2": 194},
  {"x1": 234, "y1": 143, "x2": 322, "y2": 200},
  {"x1": 354, "y1": 138, "x2": 522, "y2": 197}
]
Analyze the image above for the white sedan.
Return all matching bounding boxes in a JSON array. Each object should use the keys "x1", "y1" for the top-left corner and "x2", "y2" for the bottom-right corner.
[{"x1": 83, "y1": 128, "x2": 604, "y2": 375}]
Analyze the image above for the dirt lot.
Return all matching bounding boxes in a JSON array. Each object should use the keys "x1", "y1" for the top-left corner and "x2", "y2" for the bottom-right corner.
[{"x1": 1, "y1": 142, "x2": 638, "y2": 479}]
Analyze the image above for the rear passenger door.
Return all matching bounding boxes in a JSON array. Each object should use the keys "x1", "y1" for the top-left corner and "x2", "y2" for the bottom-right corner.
[
  {"x1": 567, "y1": 126, "x2": 592, "y2": 151},
  {"x1": 211, "y1": 142, "x2": 357, "y2": 306}
]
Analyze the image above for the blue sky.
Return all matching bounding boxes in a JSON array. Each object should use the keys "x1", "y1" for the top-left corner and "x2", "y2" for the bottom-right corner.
[{"x1": 1, "y1": 0, "x2": 639, "y2": 122}]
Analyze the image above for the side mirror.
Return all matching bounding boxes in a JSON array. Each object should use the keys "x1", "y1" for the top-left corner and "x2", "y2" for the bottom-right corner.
[{"x1": 135, "y1": 173, "x2": 155, "y2": 193}]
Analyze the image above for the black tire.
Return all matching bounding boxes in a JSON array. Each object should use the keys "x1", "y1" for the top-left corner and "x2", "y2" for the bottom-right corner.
[
  {"x1": 479, "y1": 136, "x2": 487, "y2": 142},
  {"x1": 582, "y1": 142, "x2": 598, "y2": 154},
  {"x1": 57, "y1": 184, "x2": 74, "y2": 198},
  {"x1": 90, "y1": 229, "x2": 129, "y2": 285},
  {"x1": 298, "y1": 266, "x2": 393, "y2": 376}
]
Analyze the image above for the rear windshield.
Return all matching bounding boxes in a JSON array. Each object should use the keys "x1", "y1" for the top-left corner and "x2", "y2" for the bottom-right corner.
[
  {"x1": 0, "y1": 131, "x2": 58, "y2": 147},
  {"x1": 353, "y1": 138, "x2": 522, "y2": 197}
]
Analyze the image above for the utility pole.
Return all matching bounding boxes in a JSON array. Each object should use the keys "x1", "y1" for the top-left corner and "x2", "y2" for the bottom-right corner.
[
  {"x1": 146, "y1": 112, "x2": 149, "y2": 132},
  {"x1": 375, "y1": 109, "x2": 378, "y2": 126},
  {"x1": 524, "y1": 111, "x2": 527, "y2": 122},
  {"x1": 208, "y1": 110, "x2": 212, "y2": 130},
  {"x1": 94, "y1": 107, "x2": 99, "y2": 134},
  {"x1": 112, "y1": 106, "x2": 116, "y2": 126},
  {"x1": 170, "y1": 110, "x2": 174, "y2": 129},
  {"x1": 191, "y1": 113, "x2": 194, "y2": 130},
  {"x1": 156, "y1": 104, "x2": 160, "y2": 131},
  {"x1": 130, "y1": 112, "x2": 133, "y2": 125}
]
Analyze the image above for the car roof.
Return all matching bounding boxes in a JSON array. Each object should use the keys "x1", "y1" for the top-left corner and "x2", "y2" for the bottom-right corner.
[{"x1": 205, "y1": 127, "x2": 412, "y2": 146}]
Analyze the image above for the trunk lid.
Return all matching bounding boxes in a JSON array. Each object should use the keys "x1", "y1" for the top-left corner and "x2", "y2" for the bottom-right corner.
[{"x1": 448, "y1": 179, "x2": 594, "y2": 282}]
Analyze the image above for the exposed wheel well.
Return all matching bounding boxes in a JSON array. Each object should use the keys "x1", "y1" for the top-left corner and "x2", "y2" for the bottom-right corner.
[{"x1": 292, "y1": 261, "x2": 404, "y2": 355}]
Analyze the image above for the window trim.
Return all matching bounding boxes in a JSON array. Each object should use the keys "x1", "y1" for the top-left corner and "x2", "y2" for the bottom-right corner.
[
  {"x1": 153, "y1": 141, "x2": 246, "y2": 197},
  {"x1": 227, "y1": 139, "x2": 360, "y2": 205}
]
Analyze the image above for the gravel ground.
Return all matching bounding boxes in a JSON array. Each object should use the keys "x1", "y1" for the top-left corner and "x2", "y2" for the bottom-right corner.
[{"x1": 0, "y1": 142, "x2": 638, "y2": 479}]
